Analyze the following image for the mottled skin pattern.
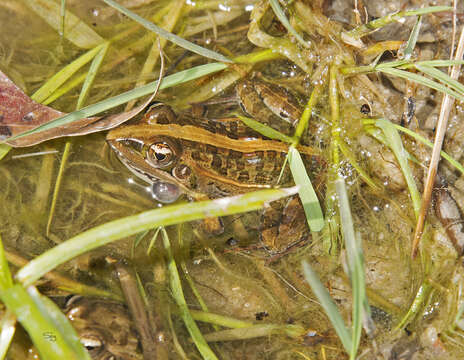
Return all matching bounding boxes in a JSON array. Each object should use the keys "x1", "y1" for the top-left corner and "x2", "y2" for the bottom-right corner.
[
  {"x1": 65, "y1": 297, "x2": 142, "y2": 360},
  {"x1": 107, "y1": 82, "x2": 312, "y2": 252}
]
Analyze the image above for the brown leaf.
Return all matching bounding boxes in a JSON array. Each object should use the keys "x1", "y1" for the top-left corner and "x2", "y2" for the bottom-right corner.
[{"x1": 0, "y1": 70, "x2": 156, "y2": 147}]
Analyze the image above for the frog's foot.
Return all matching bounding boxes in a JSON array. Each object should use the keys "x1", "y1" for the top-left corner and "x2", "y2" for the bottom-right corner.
[{"x1": 260, "y1": 196, "x2": 310, "y2": 254}]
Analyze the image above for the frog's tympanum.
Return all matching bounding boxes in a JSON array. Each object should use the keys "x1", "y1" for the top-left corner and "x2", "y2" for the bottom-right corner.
[
  {"x1": 107, "y1": 80, "x2": 313, "y2": 252},
  {"x1": 65, "y1": 296, "x2": 142, "y2": 360}
]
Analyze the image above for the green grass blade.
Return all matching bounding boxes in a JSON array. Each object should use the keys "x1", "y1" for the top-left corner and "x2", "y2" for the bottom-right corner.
[
  {"x1": 336, "y1": 178, "x2": 367, "y2": 360},
  {"x1": 46, "y1": 142, "x2": 72, "y2": 236},
  {"x1": 60, "y1": 0, "x2": 66, "y2": 37},
  {"x1": 161, "y1": 228, "x2": 218, "y2": 360},
  {"x1": 375, "y1": 118, "x2": 421, "y2": 217},
  {"x1": 415, "y1": 64, "x2": 464, "y2": 95},
  {"x1": 378, "y1": 67, "x2": 464, "y2": 103},
  {"x1": 0, "y1": 145, "x2": 10, "y2": 161},
  {"x1": 0, "y1": 310, "x2": 16, "y2": 360},
  {"x1": 5, "y1": 62, "x2": 227, "y2": 143},
  {"x1": 343, "y1": 6, "x2": 452, "y2": 40},
  {"x1": 23, "y1": 0, "x2": 104, "y2": 49},
  {"x1": 15, "y1": 187, "x2": 297, "y2": 286},
  {"x1": 395, "y1": 282, "x2": 431, "y2": 330},
  {"x1": 401, "y1": 6, "x2": 453, "y2": 16},
  {"x1": 189, "y1": 310, "x2": 253, "y2": 329},
  {"x1": 302, "y1": 261, "x2": 352, "y2": 352},
  {"x1": 390, "y1": 123, "x2": 464, "y2": 175},
  {"x1": 31, "y1": 42, "x2": 107, "y2": 104},
  {"x1": 235, "y1": 114, "x2": 295, "y2": 143},
  {"x1": 413, "y1": 59, "x2": 464, "y2": 67},
  {"x1": 269, "y1": 0, "x2": 309, "y2": 48},
  {"x1": 42, "y1": 72, "x2": 88, "y2": 106},
  {"x1": 0, "y1": 236, "x2": 13, "y2": 291},
  {"x1": 101, "y1": 0, "x2": 231, "y2": 63},
  {"x1": 293, "y1": 84, "x2": 321, "y2": 141},
  {"x1": 403, "y1": 15, "x2": 422, "y2": 60},
  {"x1": 76, "y1": 41, "x2": 110, "y2": 109},
  {"x1": 0, "y1": 285, "x2": 90, "y2": 360},
  {"x1": 288, "y1": 147, "x2": 324, "y2": 232},
  {"x1": 29, "y1": 289, "x2": 91, "y2": 360},
  {"x1": 338, "y1": 141, "x2": 380, "y2": 190}
]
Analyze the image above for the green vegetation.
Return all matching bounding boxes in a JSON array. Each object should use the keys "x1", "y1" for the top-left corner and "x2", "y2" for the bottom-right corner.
[{"x1": 1, "y1": 1, "x2": 464, "y2": 359}]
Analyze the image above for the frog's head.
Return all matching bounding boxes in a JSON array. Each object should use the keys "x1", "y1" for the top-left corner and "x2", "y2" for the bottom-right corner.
[{"x1": 107, "y1": 103, "x2": 199, "y2": 203}]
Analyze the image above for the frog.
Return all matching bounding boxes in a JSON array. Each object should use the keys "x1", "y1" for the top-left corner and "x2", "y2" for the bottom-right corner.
[
  {"x1": 64, "y1": 296, "x2": 142, "y2": 360},
  {"x1": 107, "y1": 79, "x2": 315, "y2": 252}
]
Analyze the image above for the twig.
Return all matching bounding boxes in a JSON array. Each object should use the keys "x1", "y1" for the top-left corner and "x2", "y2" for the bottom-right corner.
[{"x1": 411, "y1": 25, "x2": 464, "y2": 258}]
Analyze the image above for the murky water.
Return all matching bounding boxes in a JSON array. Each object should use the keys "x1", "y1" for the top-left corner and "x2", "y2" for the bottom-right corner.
[{"x1": 2, "y1": 0, "x2": 464, "y2": 359}]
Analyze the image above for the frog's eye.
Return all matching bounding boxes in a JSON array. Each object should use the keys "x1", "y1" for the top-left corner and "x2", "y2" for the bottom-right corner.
[
  {"x1": 146, "y1": 141, "x2": 176, "y2": 168},
  {"x1": 144, "y1": 103, "x2": 176, "y2": 124},
  {"x1": 79, "y1": 332, "x2": 104, "y2": 357}
]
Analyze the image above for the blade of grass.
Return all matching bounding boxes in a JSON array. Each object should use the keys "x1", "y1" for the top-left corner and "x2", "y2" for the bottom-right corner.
[
  {"x1": 378, "y1": 67, "x2": 464, "y2": 103},
  {"x1": 16, "y1": 187, "x2": 298, "y2": 286},
  {"x1": 0, "y1": 145, "x2": 10, "y2": 161},
  {"x1": 336, "y1": 178, "x2": 368, "y2": 360},
  {"x1": 375, "y1": 118, "x2": 421, "y2": 217},
  {"x1": 0, "y1": 285, "x2": 90, "y2": 360},
  {"x1": 76, "y1": 42, "x2": 110, "y2": 109},
  {"x1": 412, "y1": 59, "x2": 464, "y2": 67},
  {"x1": 161, "y1": 228, "x2": 218, "y2": 359},
  {"x1": 5, "y1": 249, "x2": 123, "y2": 301},
  {"x1": 176, "y1": 225, "x2": 218, "y2": 330},
  {"x1": 47, "y1": 44, "x2": 109, "y2": 235},
  {"x1": 0, "y1": 235, "x2": 15, "y2": 360},
  {"x1": 403, "y1": 15, "x2": 422, "y2": 60},
  {"x1": 23, "y1": 0, "x2": 104, "y2": 48},
  {"x1": 0, "y1": 310, "x2": 16, "y2": 360},
  {"x1": 235, "y1": 114, "x2": 295, "y2": 143},
  {"x1": 293, "y1": 84, "x2": 322, "y2": 142},
  {"x1": 302, "y1": 261, "x2": 352, "y2": 352},
  {"x1": 188, "y1": 310, "x2": 253, "y2": 329},
  {"x1": 29, "y1": 288, "x2": 91, "y2": 359},
  {"x1": 269, "y1": 0, "x2": 310, "y2": 48},
  {"x1": 412, "y1": 26, "x2": 464, "y2": 258},
  {"x1": 288, "y1": 147, "x2": 324, "y2": 232},
  {"x1": 342, "y1": 6, "x2": 452, "y2": 40},
  {"x1": 203, "y1": 323, "x2": 306, "y2": 342},
  {"x1": 0, "y1": 235, "x2": 13, "y2": 291},
  {"x1": 46, "y1": 142, "x2": 71, "y2": 236},
  {"x1": 338, "y1": 140, "x2": 380, "y2": 190},
  {"x1": 395, "y1": 282, "x2": 431, "y2": 330},
  {"x1": 391, "y1": 123, "x2": 464, "y2": 175},
  {"x1": 31, "y1": 42, "x2": 108, "y2": 104},
  {"x1": 364, "y1": 119, "x2": 464, "y2": 175},
  {"x1": 415, "y1": 64, "x2": 464, "y2": 95},
  {"x1": 5, "y1": 62, "x2": 228, "y2": 143},
  {"x1": 101, "y1": 0, "x2": 231, "y2": 63},
  {"x1": 59, "y1": 0, "x2": 66, "y2": 37}
]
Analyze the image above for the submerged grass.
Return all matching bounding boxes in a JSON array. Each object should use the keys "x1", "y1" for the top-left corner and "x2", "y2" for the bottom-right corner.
[
  {"x1": 0, "y1": 237, "x2": 90, "y2": 360},
  {"x1": 101, "y1": 0, "x2": 231, "y2": 63},
  {"x1": 5, "y1": 62, "x2": 228, "y2": 143},
  {"x1": 31, "y1": 42, "x2": 109, "y2": 104},
  {"x1": 4, "y1": 1, "x2": 464, "y2": 358},
  {"x1": 342, "y1": 6, "x2": 452, "y2": 42},
  {"x1": 302, "y1": 177, "x2": 368, "y2": 360},
  {"x1": 161, "y1": 228, "x2": 218, "y2": 359},
  {"x1": 16, "y1": 187, "x2": 297, "y2": 286},
  {"x1": 375, "y1": 118, "x2": 421, "y2": 218}
]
